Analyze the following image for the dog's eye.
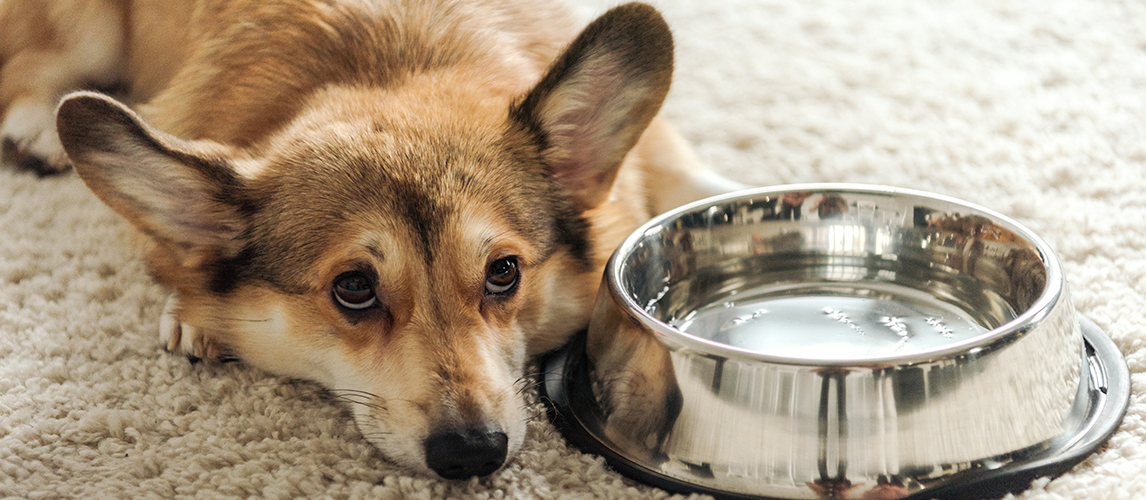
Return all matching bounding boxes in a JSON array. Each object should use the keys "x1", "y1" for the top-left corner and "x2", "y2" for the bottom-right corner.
[
  {"x1": 333, "y1": 272, "x2": 377, "y2": 310},
  {"x1": 485, "y1": 257, "x2": 519, "y2": 295}
]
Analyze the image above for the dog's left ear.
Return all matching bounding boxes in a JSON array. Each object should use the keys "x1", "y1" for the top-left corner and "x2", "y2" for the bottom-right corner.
[
  {"x1": 56, "y1": 92, "x2": 248, "y2": 267},
  {"x1": 512, "y1": 3, "x2": 673, "y2": 210}
]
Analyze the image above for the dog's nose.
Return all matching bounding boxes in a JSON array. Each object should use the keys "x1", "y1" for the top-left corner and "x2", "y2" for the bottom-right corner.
[{"x1": 424, "y1": 427, "x2": 509, "y2": 479}]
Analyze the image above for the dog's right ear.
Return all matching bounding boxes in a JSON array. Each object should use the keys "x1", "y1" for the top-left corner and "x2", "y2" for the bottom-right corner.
[
  {"x1": 512, "y1": 3, "x2": 674, "y2": 211},
  {"x1": 56, "y1": 92, "x2": 248, "y2": 266}
]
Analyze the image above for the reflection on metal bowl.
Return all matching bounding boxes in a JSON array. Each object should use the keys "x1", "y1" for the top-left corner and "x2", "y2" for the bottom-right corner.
[{"x1": 543, "y1": 184, "x2": 1129, "y2": 500}]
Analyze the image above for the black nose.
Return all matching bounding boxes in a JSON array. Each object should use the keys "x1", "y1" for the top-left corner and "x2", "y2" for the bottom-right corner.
[{"x1": 424, "y1": 427, "x2": 508, "y2": 479}]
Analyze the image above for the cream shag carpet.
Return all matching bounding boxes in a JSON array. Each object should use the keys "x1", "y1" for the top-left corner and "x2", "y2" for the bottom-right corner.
[{"x1": 3, "y1": 0, "x2": 1145, "y2": 498}]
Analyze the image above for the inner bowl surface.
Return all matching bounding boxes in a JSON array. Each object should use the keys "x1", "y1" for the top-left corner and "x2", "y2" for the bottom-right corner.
[
  {"x1": 572, "y1": 184, "x2": 1083, "y2": 499},
  {"x1": 623, "y1": 184, "x2": 1053, "y2": 364}
]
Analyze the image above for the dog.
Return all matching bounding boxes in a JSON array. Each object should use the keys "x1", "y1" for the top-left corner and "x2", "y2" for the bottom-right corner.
[{"x1": 0, "y1": 0, "x2": 746, "y2": 478}]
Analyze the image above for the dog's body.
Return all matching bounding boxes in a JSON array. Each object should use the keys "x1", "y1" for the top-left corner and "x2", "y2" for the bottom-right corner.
[{"x1": 0, "y1": 0, "x2": 744, "y2": 478}]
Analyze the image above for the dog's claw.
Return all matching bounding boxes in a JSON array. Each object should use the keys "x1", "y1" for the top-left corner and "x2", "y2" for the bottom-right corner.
[
  {"x1": 159, "y1": 295, "x2": 221, "y2": 362},
  {"x1": 159, "y1": 295, "x2": 184, "y2": 352}
]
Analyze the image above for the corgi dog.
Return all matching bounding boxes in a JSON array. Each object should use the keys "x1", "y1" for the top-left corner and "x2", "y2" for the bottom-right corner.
[{"x1": 0, "y1": 0, "x2": 745, "y2": 478}]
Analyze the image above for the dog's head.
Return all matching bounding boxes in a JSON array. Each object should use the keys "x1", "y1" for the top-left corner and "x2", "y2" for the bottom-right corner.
[{"x1": 55, "y1": 4, "x2": 672, "y2": 478}]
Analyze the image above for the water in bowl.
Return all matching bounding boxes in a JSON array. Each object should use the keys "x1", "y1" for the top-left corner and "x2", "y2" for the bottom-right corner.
[{"x1": 670, "y1": 281, "x2": 998, "y2": 361}]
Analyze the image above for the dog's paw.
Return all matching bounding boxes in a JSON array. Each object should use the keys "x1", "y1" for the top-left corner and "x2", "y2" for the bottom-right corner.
[
  {"x1": 0, "y1": 101, "x2": 71, "y2": 176},
  {"x1": 159, "y1": 295, "x2": 235, "y2": 363}
]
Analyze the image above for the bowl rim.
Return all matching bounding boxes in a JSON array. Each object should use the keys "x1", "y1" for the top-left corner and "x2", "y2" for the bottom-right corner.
[{"x1": 607, "y1": 183, "x2": 1067, "y2": 367}]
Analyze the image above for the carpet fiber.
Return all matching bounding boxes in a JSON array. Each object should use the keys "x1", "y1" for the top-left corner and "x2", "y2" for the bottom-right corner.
[{"x1": 3, "y1": 0, "x2": 1145, "y2": 498}]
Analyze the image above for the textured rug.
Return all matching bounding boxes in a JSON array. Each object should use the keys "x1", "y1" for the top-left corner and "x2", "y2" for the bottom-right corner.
[{"x1": 3, "y1": 0, "x2": 1145, "y2": 498}]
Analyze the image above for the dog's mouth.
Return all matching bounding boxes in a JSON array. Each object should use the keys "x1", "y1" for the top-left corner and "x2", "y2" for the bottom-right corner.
[{"x1": 341, "y1": 381, "x2": 527, "y2": 479}]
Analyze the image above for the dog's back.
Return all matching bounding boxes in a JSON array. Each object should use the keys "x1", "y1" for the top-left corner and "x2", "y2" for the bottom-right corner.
[
  {"x1": 134, "y1": 0, "x2": 580, "y2": 147},
  {"x1": 0, "y1": 0, "x2": 581, "y2": 169}
]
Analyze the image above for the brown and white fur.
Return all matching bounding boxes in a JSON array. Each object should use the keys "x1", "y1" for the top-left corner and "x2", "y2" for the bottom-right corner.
[{"x1": 0, "y1": 0, "x2": 746, "y2": 478}]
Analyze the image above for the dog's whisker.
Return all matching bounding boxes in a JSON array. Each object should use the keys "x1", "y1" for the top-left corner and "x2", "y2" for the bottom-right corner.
[
  {"x1": 506, "y1": 375, "x2": 543, "y2": 398},
  {"x1": 514, "y1": 379, "x2": 543, "y2": 397},
  {"x1": 326, "y1": 389, "x2": 392, "y2": 414},
  {"x1": 220, "y1": 317, "x2": 273, "y2": 323},
  {"x1": 328, "y1": 388, "x2": 384, "y2": 399},
  {"x1": 333, "y1": 396, "x2": 389, "y2": 411},
  {"x1": 517, "y1": 368, "x2": 545, "y2": 379}
]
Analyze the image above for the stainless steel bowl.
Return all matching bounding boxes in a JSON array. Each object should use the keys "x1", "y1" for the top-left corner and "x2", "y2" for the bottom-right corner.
[{"x1": 544, "y1": 184, "x2": 1129, "y2": 499}]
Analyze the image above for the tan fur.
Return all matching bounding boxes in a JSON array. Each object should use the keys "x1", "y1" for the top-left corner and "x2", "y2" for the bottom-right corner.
[{"x1": 1, "y1": 0, "x2": 748, "y2": 478}]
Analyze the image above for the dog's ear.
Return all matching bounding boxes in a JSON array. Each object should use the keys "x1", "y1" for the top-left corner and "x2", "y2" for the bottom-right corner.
[
  {"x1": 512, "y1": 3, "x2": 673, "y2": 210},
  {"x1": 56, "y1": 92, "x2": 247, "y2": 266}
]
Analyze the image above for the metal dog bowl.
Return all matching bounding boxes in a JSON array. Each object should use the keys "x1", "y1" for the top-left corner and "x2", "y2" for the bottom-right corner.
[{"x1": 543, "y1": 184, "x2": 1129, "y2": 499}]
